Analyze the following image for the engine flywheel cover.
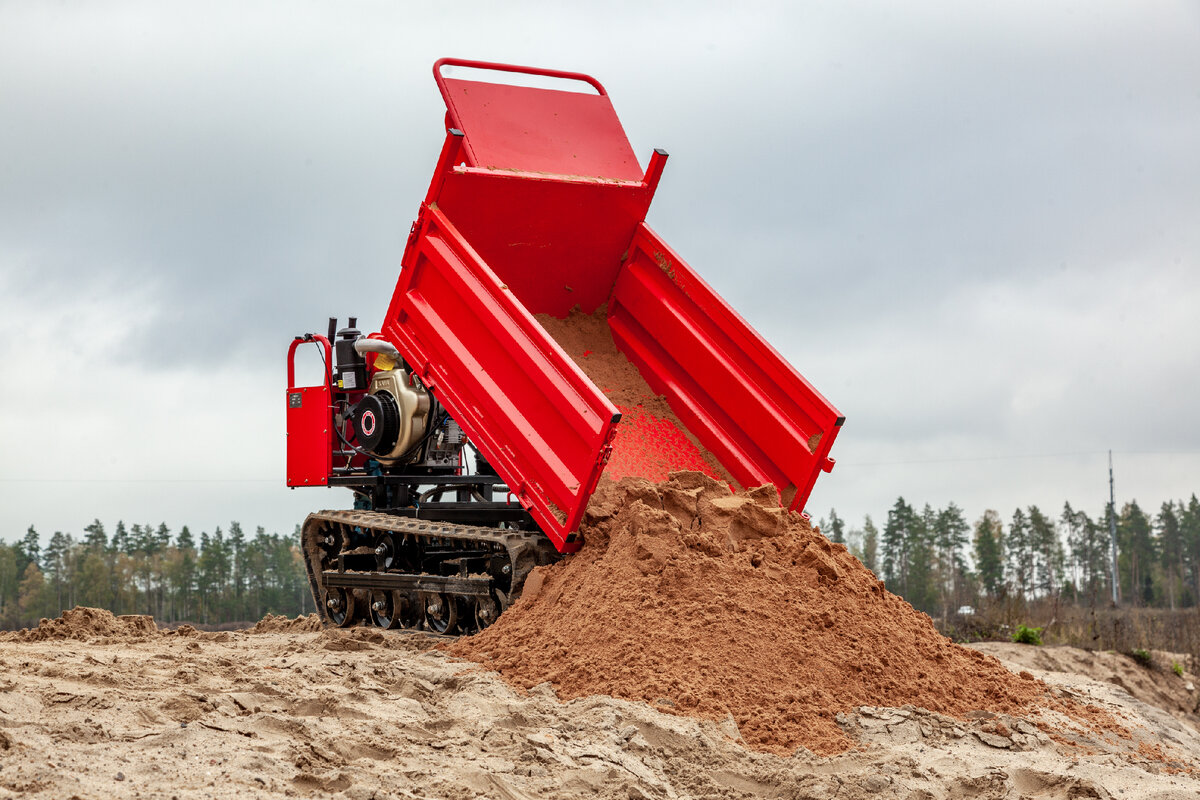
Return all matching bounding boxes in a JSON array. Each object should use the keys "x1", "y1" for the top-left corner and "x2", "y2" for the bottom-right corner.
[{"x1": 353, "y1": 391, "x2": 400, "y2": 454}]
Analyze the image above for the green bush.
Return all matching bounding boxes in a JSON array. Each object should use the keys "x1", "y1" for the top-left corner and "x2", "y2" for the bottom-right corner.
[
  {"x1": 1172, "y1": 660, "x2": 1184, "y2": 677},
  {"x1": 1129, "y1": 648, "x2": 1153, "y2": 667},
  {"x1": 1011, "y1": 624, "x2": 1044, "y2": 646}
]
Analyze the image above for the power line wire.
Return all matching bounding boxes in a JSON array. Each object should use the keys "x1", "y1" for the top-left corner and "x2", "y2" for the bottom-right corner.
[{"x1": 829, "y1": 450, "x2": 1200, "y2": 467}]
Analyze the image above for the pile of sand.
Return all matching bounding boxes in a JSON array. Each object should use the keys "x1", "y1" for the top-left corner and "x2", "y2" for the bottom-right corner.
[
  {"x1": 451, "y1": 472, "x2": 1058, "y2": 755},
  {"x1": 467, "y1": 310, "x2": 1092, "y2": 756},
  {"x1": 4, "y1": 606, "x2": 158, "y2": 643},
  {"x1": 247, "y1": 613, "x2": 323, "y2": 633}
]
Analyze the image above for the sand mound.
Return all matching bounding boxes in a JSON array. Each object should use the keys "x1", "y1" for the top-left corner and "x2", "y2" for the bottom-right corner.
[
  {"x1": 7, "y1": 606, "x2": 158, "y2": 643},
  {"x1": 247, "y1": 613, "x2": 324, "y2": 633},
  {"x1": 451, "y1": 472, "x2": 1052, "y2": 755}
]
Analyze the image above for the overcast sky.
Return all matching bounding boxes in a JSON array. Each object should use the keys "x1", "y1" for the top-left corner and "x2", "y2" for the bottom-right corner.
[{"x1": 2, "y1": 1, "x2": 1198, "y2": 547}]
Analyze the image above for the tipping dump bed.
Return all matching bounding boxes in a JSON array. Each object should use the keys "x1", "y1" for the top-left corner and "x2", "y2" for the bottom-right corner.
[{"x1": 382, "y1": 59, "x2": 843, "y2": 552}]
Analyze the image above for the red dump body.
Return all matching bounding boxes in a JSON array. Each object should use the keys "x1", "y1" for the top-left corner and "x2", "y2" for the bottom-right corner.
[{"x1": 382, "y1": 59, "x2": 843, "y2": 553}]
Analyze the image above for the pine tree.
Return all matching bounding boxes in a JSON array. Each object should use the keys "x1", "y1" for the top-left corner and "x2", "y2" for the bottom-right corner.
[
  {"x1": 17, "y1": 562, "x2": 46, "y2": 628},
  {"x1": 131, "y1": 524, "x2": 158, "y2": 615},
  {"x1": 174, "y1": 526, "x2": 197, "y2": 621},
  {"x1": 1028, "y1": 505, "x2": 1062, "y2": 599},
  {"x1": 1061, "y1": 502, "x2": 1081, "y2": 595},
  {"x1": 197, "y1": 530, "x2": 215, "y2": 623},
  {"x1": 83, "y1": 519, "x2": 107, "y2": 552},
  {"x1": 198, "y1": 526, "x2": 232, "y2": 620},
  {"x1": 934, "y1": 503, "x2": 969, "y2": 617},
  {"x1": 0, "y1": 546, "x2": 17, "y2": 626},
  {"x1": 861, "y1": 515, "x2": 879, "y2": 574},
  {"x1": 156, "y1": 523, "x2": 172, "y2": 550},
  {"x1": 1158, "y1": 501, "x2": 1184, "y2": 610},
  {"x1": 1007, "y1": 508, "x2": 1033, "y2": 600},
  {"x1": 101, "y1": 521, "x2": 127, "y2": 614},
  {"x1": 109, "y1": 521, "x2": 130, "y2": 556},
  {"x1": 904, "y1": 505, "x2": 937, "y2": 614},
  {"x1": 882, "y1": 498, "x2": 915, "y2": 594},
  {"x1": 43, "y1": 532, "x2": 70, "y2": 614},
  {"x1": 1102, "y1": 502, "x2": 1120, "y2": 603},
  {"x1": 16, "y1": 526, "x2": 40, "y2": 576},
  {"x1": 1118, "y1": 501, "x2": 1155, "y2": 606},
  {"x1": 77, "y1": 552, "x2": 113, "y2": 609},
  {"x1": 825, "y1": 509, "x2": 845, "y2": 544},
  {"x1": 247, "y1": 527, "x2": 271, "y2": 619},
  {"x1": 1182, "y1": 494, "x2": 1200, "y2": 606},
  {"x1": 973, "y1": 510, "x2": 1005, "y2": 600},
  {"x1": 1060, "y1": 502, "x2": 1108, "y2": 601},
  {"x1": 229, "y1": 521, "x2": 247, "y2": 620},
  {"x1": 152, "y1": 523, "x2": 172, "y2": 619}
]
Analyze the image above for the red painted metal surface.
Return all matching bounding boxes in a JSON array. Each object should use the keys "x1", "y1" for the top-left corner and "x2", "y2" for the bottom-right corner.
[
  {"x1": 608, "y1": 224, "x2": 843, "y2": 511},
  {"x1": 425, "y1": 62, "x2": 668, "y2": 318},
  {"x1": 377, "y1": 59, "x2": 843, "y2": 550},
  {"x1": 382, "y1": 205, "x2": 618, "y2": 552},
  {"x1": 601, "y1": 408, "x2": 725, "y2": 484},
  {"x1": 286, "y1": 336, "x2": 333, "y2": 487},
  {"x1": 433, "y1": 58, "x2": 642, "y2": 182}
]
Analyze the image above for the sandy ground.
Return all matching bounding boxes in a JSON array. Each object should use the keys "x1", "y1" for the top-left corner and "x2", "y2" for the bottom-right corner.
[
  {"x1": 969, "y1": 642, "x2": 1200, "y2": 736},
  {"x1": 0, "y1": 611, "x2": 1198, "y2": 800}
]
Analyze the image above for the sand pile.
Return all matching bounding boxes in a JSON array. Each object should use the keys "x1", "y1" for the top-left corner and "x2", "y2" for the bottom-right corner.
[
  {"x1": 537, "y1": 310, "x2": 734, "y2": 485},
  {"x1": 247, "y1": 613, "x2": 323, "y2": 633},
  {"x1": 451, "y1": 472, "x2": 1054, "y2": 756},
  {"x1": 5, "y1": 606, "x2": 158, "y2": 643},
  {"x1": 4, "y1": 619, "x2": 1194, "y2": 798}
]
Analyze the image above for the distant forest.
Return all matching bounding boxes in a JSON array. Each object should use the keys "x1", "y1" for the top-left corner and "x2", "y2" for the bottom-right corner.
[
  {"x1": 3, "y1": 491, "x2": 1199, "y2": 632},
  {"x1": 818, "y1": 493, "x2": 1200, "y2": 620},
  {"x1": 0, "y1": 521, "x2": 310, "y2": 629}
]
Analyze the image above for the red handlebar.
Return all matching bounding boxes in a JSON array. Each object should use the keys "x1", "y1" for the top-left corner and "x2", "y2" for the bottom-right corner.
[
  {"x1": 287, "y1": 335, "x2": 332, "y2": 388},
  {"x1": 433, "y1": 59, "x2": 608, "y2": 123}
]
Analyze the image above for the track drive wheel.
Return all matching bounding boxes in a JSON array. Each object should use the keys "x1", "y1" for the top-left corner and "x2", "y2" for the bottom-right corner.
[
  {"x1": 326, "y1": 587, "x2": 359, "y2": 628},
  {"x1": 423, "y1": 592, "x2": 457, "y2": 634}
]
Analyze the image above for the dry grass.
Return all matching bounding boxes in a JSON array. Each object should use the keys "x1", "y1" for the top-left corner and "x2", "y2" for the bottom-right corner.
[{"x1": 940, "y1": 600, "x2": 1200, "y2": 670}]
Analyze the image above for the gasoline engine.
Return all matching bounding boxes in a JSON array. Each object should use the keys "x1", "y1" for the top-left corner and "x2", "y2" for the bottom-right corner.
[{"x1": 331, "y1": 320, "x2": 464, "y2": 471}]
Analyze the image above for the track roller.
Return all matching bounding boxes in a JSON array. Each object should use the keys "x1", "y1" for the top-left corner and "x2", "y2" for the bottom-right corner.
[
  {"x1": 374, "y1": 534, "x2": 397, "y2": 571},
  {"x1": 474, "y1": 589, "x2": 505, "y2": 630},
  {"x1": 423, "y1": 592, "x2": 457, "y2": 634},
  {"x1": 326, "y1": 587, "x2": 359, "y2": 628},
  {"x1": 369, "y1": 590, "x2": 400, "y2": 629}
]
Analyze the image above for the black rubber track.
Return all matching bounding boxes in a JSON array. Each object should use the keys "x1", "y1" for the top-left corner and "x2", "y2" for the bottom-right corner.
[{"x1": 300, "y1": 509, "x2": 557, "y2": 635}]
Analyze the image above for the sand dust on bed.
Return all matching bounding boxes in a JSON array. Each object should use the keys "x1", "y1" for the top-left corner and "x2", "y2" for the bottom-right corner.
[{"x1": 536, "y1": 309, "x2": 735, "y2": 485}]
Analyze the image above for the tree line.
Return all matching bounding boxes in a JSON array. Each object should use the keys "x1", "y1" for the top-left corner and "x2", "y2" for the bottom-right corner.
[
  {"x1": 0, "y1": 520, "x2": 310, "y2": 630},
  {"x1": 819, "y1": 494, "x2": 1200, "y2": 619},
  {"x1": 5, "y1": 491, "x2": 1198, "y2": 631}
]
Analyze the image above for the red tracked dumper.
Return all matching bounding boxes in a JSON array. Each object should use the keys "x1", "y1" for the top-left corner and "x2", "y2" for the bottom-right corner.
[{"x1": 286, "y1": 59, "x2": 844, "y2": 634}]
